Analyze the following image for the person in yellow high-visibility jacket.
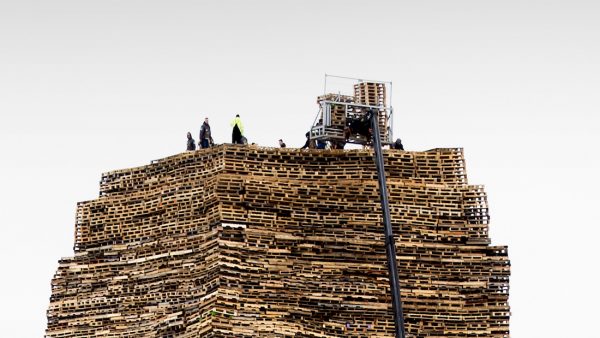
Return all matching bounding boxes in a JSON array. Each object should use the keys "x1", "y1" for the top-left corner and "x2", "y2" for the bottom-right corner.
[{"x1": 230, "y1": 114, "x2": 244, "y2": 144}]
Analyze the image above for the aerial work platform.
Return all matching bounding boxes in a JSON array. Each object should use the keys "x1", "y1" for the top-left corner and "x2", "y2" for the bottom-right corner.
[{"x1": 311, "y1": 75, "x2": 394, "y2": 147}]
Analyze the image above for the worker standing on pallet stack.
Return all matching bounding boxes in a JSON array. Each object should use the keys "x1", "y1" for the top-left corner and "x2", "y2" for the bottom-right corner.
[
  {"x1": 300, "y1": 132, "x2": 311, "y2": 149},
  {"x1": 393, "y1": 138, "x2": 404, "y2": 150},
  {"x1": 231, "y1": 114, "x2": 244, "y2": 144},
  {"x1": 199, "y1": 117, "x2": 213, "y2": 148},
  {"x1": 186, "y1": 132, "x2": 196, "y2": 151}
]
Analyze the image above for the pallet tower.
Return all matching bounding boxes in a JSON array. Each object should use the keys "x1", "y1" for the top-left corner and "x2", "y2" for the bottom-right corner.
[{"x1": 46, "y1": 145, "x2": 510, "y2": 337}]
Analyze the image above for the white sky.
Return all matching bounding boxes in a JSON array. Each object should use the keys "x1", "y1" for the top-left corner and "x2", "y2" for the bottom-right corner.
[{"x1": 1, "y1": 1, "x2": 599, "y2": 337}]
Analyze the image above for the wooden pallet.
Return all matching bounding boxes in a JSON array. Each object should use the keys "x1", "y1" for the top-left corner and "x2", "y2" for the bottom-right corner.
[{"x1": 354, "y1": 82, "x2": 387, "y2": 107}]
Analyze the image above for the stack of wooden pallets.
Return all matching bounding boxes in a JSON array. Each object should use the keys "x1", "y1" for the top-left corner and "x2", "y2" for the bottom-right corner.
[
  {"x1": 354, "y1": 82, "x2": 386, "y2": 108},
  {"x1": 317, "y1": 94, "x2": 355, "y2": 139},
  {"x1": 46, "y1": 145, "x2": 510, "y2": 338},
  {"x1": 354, "y1": 82, "x2": 388, "y2": 142}
]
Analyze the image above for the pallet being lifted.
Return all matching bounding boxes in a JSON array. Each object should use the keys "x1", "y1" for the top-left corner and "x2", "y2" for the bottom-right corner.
[{"x1": 46, "y1": 145, "x2": 510, "y2": 338}]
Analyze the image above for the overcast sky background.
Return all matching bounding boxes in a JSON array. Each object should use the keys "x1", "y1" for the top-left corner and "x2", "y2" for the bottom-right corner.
[{"x1": 1, "y1": 1, "x2": 599, "y2": 337}]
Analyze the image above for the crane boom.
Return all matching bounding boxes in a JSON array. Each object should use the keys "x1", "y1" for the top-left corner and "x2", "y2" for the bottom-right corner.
[{"x1": 370, "y1": 109, "x2": 406, "y2": 338}]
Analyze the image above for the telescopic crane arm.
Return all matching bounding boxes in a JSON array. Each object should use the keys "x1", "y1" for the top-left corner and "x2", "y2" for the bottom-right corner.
[{"x1": 370, "y1": 109, "x2": 407, "y2": 338}]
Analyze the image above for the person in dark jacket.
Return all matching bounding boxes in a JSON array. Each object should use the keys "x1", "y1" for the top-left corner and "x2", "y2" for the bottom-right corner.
[
  {"x1": 186, "y1": 132, "x2": 196, "y2": 151},
  {"x1": 301, "y1": 132, "x2": 311, "y2": 149},
  {"x1": 278, "y1": 139, "x2": 286, "y2": 148},
  {"x1": 199, "y1": 118, "x2": 212, "y2": 148},
  {"x1": 393, "y1": 138, "x2": 404, "y2": 150},
  {"x1": 230, "y1": 114, "x2": 244, "y2": 144},
  {"x1": 345, "y1": 111, "x2": 372, "y2": 141}
]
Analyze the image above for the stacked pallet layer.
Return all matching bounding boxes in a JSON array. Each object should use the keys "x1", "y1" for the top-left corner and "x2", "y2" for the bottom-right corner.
[
  {"x1": 317, "y1": 93, "x2": 355, "y2": 104},
  {"x1": 317, "y1": 94, "x2": 355, "y2": 134},
  {"x1": 353, "y1": 82, "x2": 388, "y2": 142},
  {"x1": 47, "y1": 145, "x2": 509, "y2": 338},
  {"x1": 354, "y1": 82, "x2": 386, "y2": 108}
]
